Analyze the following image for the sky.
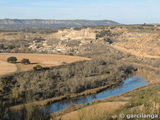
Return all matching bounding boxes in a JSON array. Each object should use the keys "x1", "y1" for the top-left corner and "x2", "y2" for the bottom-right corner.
[{"x1": 0, "y1": 0, "x2": 159, "y2": 24}]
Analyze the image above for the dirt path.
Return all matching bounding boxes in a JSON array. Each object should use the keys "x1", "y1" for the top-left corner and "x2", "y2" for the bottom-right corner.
[
  {"x1": 111, "y1": 44, "x2": 160, "y2": 59},
  {"x1": 0, "y1": 60, "x2": 17, "y2": 76}
]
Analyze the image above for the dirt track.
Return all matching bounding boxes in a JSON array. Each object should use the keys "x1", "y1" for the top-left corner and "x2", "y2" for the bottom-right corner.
[{"x1": 112, "y1": 44, "x2": 160, "y2": 59}]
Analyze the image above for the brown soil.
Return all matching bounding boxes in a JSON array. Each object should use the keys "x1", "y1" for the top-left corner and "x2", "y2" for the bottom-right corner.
[
  {"x1": 0, "y1": 53, "x2": 90, "y2": 73},
  {"x1": 0, "y1": 60, "x2": 17, "y2": 76}
]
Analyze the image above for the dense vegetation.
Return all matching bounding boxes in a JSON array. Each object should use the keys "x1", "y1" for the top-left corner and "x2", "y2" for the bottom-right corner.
[
  {"x1": 0, "y1": 93, "x2": 51, "y2": 120},
  {"x1": 0, "y1": 56, "x2": 136, "y2": 106},
  {"x1": 0, "y1": 39, "x2": 33, "y2": 53}
]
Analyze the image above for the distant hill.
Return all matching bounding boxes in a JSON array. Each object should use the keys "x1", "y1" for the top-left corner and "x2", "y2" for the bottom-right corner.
[{"x1": 0, "y1": 19, "x2": 119, "y2": 29}]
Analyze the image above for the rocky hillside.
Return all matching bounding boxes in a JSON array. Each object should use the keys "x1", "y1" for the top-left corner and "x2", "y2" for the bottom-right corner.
[
  {"x1": 2, "y1": 24, "x2": 160, "y2": 58},
  {"x1": 0, "y1": 19, "x2": 119, "y2": 28}
]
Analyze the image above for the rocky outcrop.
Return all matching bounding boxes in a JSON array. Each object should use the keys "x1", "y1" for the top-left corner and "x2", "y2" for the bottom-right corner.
[
  {"x1": 28, "y1": 27, "x2": 97, "y2": 54},
  {"x1": 45, "y1": 28, "x2": 96, "y2": 41}
]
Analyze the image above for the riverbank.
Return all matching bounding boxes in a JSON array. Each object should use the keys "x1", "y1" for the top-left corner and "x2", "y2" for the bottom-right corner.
[
  {"x1": 52, "y1": 66, "x2": 160, "y2": 120},
  {"x1": 10, "y1": 80, "x2": 122, "y2": 111},
  {"x1": 8, "y1": 75, "x2": 148, "y2": 120}
]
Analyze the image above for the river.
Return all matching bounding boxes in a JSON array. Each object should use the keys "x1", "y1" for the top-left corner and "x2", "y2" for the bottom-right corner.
[{"x1": 43, "y1": 76, "x2": 148, "y2": 113}]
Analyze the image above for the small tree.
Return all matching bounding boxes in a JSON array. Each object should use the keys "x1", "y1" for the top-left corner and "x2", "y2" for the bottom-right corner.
[
  {"x1": 7, "y1": 57, "x2": 17, "y2": 63},
  {"x1": 21, "y1": 58, "x2": 30, "y2": 65}
]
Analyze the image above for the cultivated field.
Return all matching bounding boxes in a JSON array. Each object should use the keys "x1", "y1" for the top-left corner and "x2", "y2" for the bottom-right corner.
[
  {"x1": 0, "y1": 60, "x2": 17, "y2": 76},
  {"x1": 0, "y1": 53, "x2": 90, "y2": 74}
]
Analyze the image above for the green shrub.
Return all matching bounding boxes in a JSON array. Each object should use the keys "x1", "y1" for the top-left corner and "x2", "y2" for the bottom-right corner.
[
  {"x1": 7, "y1": 56, "x2": 17, "y2": 63},
  {"x1": 21, "y1": 58, "x2": 30, "y2": 64}
]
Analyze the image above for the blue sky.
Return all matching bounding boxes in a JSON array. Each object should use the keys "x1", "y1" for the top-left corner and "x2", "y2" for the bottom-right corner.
[{"x1": 0, "y1": 0, "x2": 159, "y2": 24}]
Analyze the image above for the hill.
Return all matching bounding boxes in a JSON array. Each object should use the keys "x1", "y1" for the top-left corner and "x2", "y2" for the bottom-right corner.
[{"x1": 0, "y1": 19, "x2": 119, "y2": 29}]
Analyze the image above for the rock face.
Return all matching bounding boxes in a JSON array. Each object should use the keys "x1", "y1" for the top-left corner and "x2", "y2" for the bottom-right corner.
[
  {"x1": 31, "y1": 28, "x2": 97, "y2": 54},
  {"x1": 46, "y1": 28, "x2": 96, "y2": 40},
  {"x1": 0, "y1": 19, "x2": 119, "y2": 28}
]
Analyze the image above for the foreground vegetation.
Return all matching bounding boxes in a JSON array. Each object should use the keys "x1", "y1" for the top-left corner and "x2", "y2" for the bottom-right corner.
[{"x1": 74, "y1": 83, "x2": 160, "y2": 120}]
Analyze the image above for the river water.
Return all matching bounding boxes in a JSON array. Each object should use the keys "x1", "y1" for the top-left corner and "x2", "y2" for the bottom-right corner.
[{"x1": 43, "y1": 76, "x2": 148, "y2": 113}]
